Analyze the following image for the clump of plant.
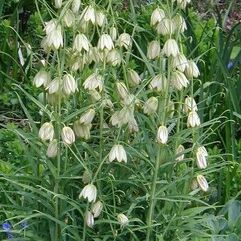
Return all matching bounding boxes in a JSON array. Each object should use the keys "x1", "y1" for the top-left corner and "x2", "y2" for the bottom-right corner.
[{"x1": 1, "y1": 0, "x2": 219, "y2": 240}]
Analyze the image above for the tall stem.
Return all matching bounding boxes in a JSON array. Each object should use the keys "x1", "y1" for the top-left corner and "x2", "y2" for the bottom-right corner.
[{"x1": 146, "y1": 146, "x2": 161, "y2": 241}]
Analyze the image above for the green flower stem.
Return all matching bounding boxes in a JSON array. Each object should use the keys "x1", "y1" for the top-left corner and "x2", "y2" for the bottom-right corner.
[{"x1": 146, "y1": 146, "x2": 162, "y2": 241}]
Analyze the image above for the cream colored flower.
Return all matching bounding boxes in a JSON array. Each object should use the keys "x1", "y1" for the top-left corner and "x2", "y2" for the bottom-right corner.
[
  {"x1": 173, "y1": 14, "x2": 187, "y2": 33},
  {"x1": 149, "y1": 74, "x2": 167, "y2": 92},
  {"x1": 83, "y1": 73, "x2": 103, "y2": 91},
  {"x1": 184, "y1": 96, "x2": 198, "y2": 113},
  {"x1": 71, "y1": 0, "x2": 81, "y2": 13},
  {"x1": 143, "y1": 97, "x2": 158, "y2": 115},
  {"x1": 61, "y1": 126, "x2": 75, "y2": 145},
  {"x1": 171, "y1": 71, "x2": 189, "y2": 90},
  {"x1": 85, "y1": 211, "x2": 94, "y2": 228},
  {"x1": 117, "y1": 213, "x2": 129, "y2": 227},
  {"x1": 64, "y1": 9, "x2": 75, "y2": 27},
  {"x1": 157, "y1": 125, "x2": 168, "y2": 144},
  {"x1": 150, "y1": 7, "x2": 165, "y2": 26},
  {"x1": 162, "y1": 39, "x2": 179, "y2": 57},
  {"x1": 54, "y1": 0, "x2": 62, "y2": 9},
  {"x1": 39, "y1": 122, "x2": 54, "y2": 141},
  {"x1": 116, "y1": 82, "x2": 129, "y2": 100},
  {"x1": 46, "y1": 139, "x2": 58, "y2": 158},
  {"x1": 185, "y1": 60, "x2": 200, "y2": 78},
  {"x1": 63, "y1": 74, "x2": 77, "y2": 95},
  {"x1": 109, "y1": 144, "x2": 127, "y2": 163},
  {"x1": 196, "y1": 146, "x2": 208, "y2": 169},
  {"x1": 176, "y1": 144, "x2": 185, "y2": 161},
  {"x1": 79, "y1": 183, "x2": 97, "y2": 202},
  {"x1": 127, "y1": 69, "x2": 141, "y2": 86},
  {"x1": 107, "y1": 49, "x2": 121, "y2": 66},
  {"x1": 156, "y1": 18, "x2": 175, "y2": 36},
  {"x1": 47, "y1": 77, "x2": 61, "y2": 94},
  {"x1": 187, "y1": 111, "x2": 201, "y2": 128},
  {"x1": 73, "y1": 33, "x2": 90, "y2": 52},
  {"x1": 173, "y1": 53, "x2": 188, "y2": 72},
  {"x1": 33, "y1": 70, "x2": 51, "y2": 88},
  {"x1": 73, "y1": 120, "x2": 92, "y2": 140},
  {"x1": 197, "y1": 175, "x2": 209, "y2": 192},
  {"x1": 79, "y1": 109, "x2": 95, "y2": 125},
  {"x1": 118, "y1": 33, "x2": 131, "y2": 49},
  {"x1": 97, "y1": 34, "x2": 114, "y2": 51},
  {"x1": 83, "y1": 5, "x2": 96, "y2": 24},
  {"x1": 91, "y1": 201, "x2": 103, "y2": 218},
  {"x1": 110, "y1": 26, "x2": 117, "y2": 41},
  {"x1": 96, "y1": 11, "x2": 106, "y2": 27},
  {"x1": 147, "y1": 40, "x2": 160, "y2": 60}
]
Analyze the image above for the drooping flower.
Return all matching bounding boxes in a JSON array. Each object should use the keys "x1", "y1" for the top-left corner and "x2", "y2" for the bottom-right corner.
[
  {"x1": 143, "y1": 97, "x2": 158, "y2": 115},
  {"x1": 118, "y1": 33, "x2": 132, "y2": 49},
  {"x1": 79, "y1": 184, "x2": 97, "y2": 202},
  {"x1": 187, "y1": 111, "x2": 201, "y2": 128},
  {"x1": 61, "y1": 126, "x2": 75, "y2": 145},
  {"x1": 97, "y1": 34, "x2": 114, "y2": 51},
  {"x1": 196, "y1": 146, "x2": 208, "y2": 169},
  {"x1": 162, "y1": 39, "x2": 179, "y2": 57},
  {"x1": 197, "y1": 175, "x2": 209, "y2": 192},
  {"x1": 39, "y1": 122, "x2": 54, "y2": 141},
  {"x1": 150, "y1": 7, "x2": 165, "y2": 26},
  {"x1": 127, "y1": 69, "x2": 141, "y2": 86},
  {"x1": 73, "y1": 34, "x2": 90, "y2": 52},
  {"x1": 33, "y1": 70, "x2": 51, "y2": 88},
  {"x1": 63, "y1": 74, "x2": 78, "y2": 95},
  {"x1": 109, "y1": 144, "x2": 127, "y2": 163},
  {"x1": 147, "y1": 40, "x2": 160, "y2": 60},
  {"x1": 79, "y1": 109, "x2": 95, "y2": 125},
  {"x1": 85, "y1": 211, "x2": 94, "y2": 228},
  {"x1": 117, "y1": 213, "x2": 129, "y2": 227},
  {"x1": 176, "y1": 144, "x2": 185, "y2": 161},
  {"x1": 47, "y1": 139, "x2": 58, "y2": 158},
  {"x1": 91, "y1": 201, "x2": 103, "y2": 218},
  {"x1": 157, "y1": 125, "x2": 168, "y2": 144}
]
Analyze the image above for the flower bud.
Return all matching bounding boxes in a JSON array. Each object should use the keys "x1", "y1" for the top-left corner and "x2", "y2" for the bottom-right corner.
[
  {"x1": 47, "y1": 139, "x2": 58, "y2": 158},
  {"x1": 117, "y1": 213, "x2": 129, "y2": 227},
  {"x1": 143, "y1": 97, "x2": 158, "y2": 115},
  {"x1": 127, "y1": 69, "x2": 141, "y2": 86},
  {"x1": 185, "y1": 60, "x2": 200, "y2": 78},
  {"x1": 71, "y1": 0, "x2": 81, "y2": 13},
  {"x1": 147, "y1": 40, "x2": 160, "y2": 60},
  {"x1": 91, "y1": 201, "x2": 103, "y2": 218},
  {"x1": 39, "y1": 122, "x2": 54, "y2": 141},
  {"x1": 97, "y1": 34, "x2": 114, "y2": 51},
  {"x1": 61, "y1": 126, "x2": 75, "y2": 145},
  {"x1": 79, "y1": 183, "x2": 97, "y2": 202},
  {"x1": 197, "y1": 175, "x2": 209, "y2": 192},
  {"x1": 157, "y1": 125, "x2": 168, "y2": 144},
  {"x1": 85, "y1": 211, "x2": 94, "y2": 228},
  {"x1": 64, "y1": 9, "x2": 75, "y2": 27},
  {"x1": 171, "y1": 71, "x2": 189, "y2": 90},
  {"x1": 80, "y1": 109, "x2": 95, "y2": 125},
  {"x1": 187, "y1": 111, "x2": 201, "y2": 128},
  {"x1": 149, "y1": 74, "x2": 167, "y2": 92},
  {"x1": 73, "y1": 34, "x2": 90, "y2": 52},
  {"x1": 63, "y1": 74, "x2": 77, "y2": 95},
  {"x1": 54, "y1": 0, "x2": 62, "y2": 9},
  {"x1": 176, "y1": 144, "x2": 185, "y2": 161},
  {"x1": 196, "y1": 146, "x2": 208, "y2": 169},
  {"x1": 150, "y1": 7, "x2": 165, "y2": 26},
  {"x1": 82, "y1": 170, "x2": 92, "y2": 184},
  {"x1": 109, "y1": 144, "x2": 127, "y2": 163},
  {"x1": 162, "y1": 39, "x2": 179, "y2": 57},
  {"x1": 118, "y1": 33, "x2": 131, "y2": 49}
]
